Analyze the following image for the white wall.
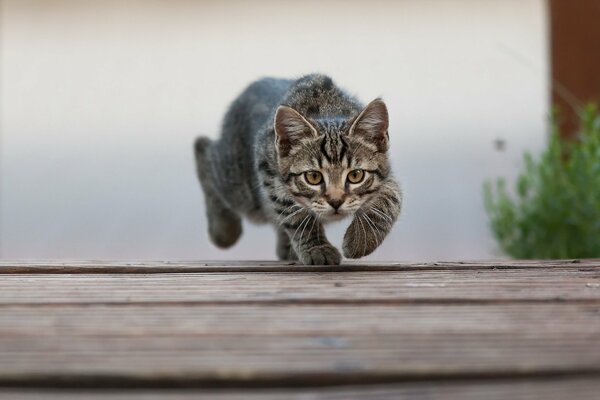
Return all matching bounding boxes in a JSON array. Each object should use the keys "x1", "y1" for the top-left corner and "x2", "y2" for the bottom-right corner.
[{"x1": 0, "y1": 0, "x2": 548, "y2": 261}]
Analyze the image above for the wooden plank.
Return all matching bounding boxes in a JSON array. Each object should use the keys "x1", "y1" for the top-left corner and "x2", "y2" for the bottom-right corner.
[
  {"x1": 1, "y1": 260, "x2": 599, "y2": 392},
  {"x1": 1, "y1": 304, "x2": 598, "y2": 338},
  {"x1": 0, "y1": 259, "x2": 597, "y2": 274},
  {"x1": 0, "y1": 268, "x2": 599, "y2": 305},
  {"x1": 2, "y1": 377, "x2": 600, "y2": 399},
  {"x1": 0, "y1": 303, "x2": 598, "y2": 386}
]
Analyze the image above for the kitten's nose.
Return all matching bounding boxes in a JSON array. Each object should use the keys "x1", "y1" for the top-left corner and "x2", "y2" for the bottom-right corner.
[{"x1": 327, "y1": 199, "x2": 344, "y2": 211}]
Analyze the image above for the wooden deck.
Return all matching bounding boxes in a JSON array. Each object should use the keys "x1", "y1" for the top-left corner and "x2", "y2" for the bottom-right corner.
[{"x1": 0, "y1": 259, "x2": 599, "y2": 399}]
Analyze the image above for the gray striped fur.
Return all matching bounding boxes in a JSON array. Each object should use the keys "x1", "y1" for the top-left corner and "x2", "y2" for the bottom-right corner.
[{"x1": 194, "y1": 74, "x2": 401, "y2": 265}]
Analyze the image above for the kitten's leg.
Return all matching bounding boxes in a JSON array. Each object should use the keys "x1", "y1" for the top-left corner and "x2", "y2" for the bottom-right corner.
[
  {"x1": 194, "y1": 137, "x2": 242, "y2": 248},
  {"x1": 343, "y1": 179, "x2": 402, "y2": 259},
  {"x1": 276, "y1": 228, "x2": 298, "y2": 261},
  {"x1": 281, "y1": 210, "x2": 341, "y2": 265}
]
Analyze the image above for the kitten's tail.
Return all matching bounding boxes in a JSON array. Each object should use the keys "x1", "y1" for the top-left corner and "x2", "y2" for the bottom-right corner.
[
  {"x1": 194, "y1": 137, "x2": 212, "y2": 160},
  {"x1": 193, "y1": 136, "x2": 243, "y2": 249}
]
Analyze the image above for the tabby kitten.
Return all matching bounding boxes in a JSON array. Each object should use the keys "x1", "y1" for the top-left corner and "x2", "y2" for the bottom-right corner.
[{"x1": 194, "y1": 74, "x2": 401, "y2": 265}]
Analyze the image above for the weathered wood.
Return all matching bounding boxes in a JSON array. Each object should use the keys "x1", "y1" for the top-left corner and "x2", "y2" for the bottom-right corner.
[
  {"x1": 0, "y1": 259, "x2": 597, "y2": 274},
  {"x1": 0, "y1": 260, "x2": 598, "y2": 395},
  {"x1": 0, "y1": 303, "x2": 599, "y2": 387},
  {"x1": 0, "y1": 267, "x2": 599, "y2": 305},
  {"x1": 3, "y1": 377, "x2": 600, "y2": 399}
]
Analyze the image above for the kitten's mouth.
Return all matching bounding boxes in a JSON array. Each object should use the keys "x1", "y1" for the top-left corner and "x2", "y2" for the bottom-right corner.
[{"x1": 324, "y1": 210, "x2": 347, "y2": 221}]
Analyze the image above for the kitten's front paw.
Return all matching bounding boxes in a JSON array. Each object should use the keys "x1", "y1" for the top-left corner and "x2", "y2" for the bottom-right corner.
[
  {"x1": 300, "y1": 244, "x2": 341, "y2": 265},
  {"x1": 342, "y1": 218, "x2": 380, "y2": 259}
]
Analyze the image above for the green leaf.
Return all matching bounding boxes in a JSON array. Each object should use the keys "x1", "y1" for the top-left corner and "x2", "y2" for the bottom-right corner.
[{"x1": 483, "y1": 103, "x2": 600, "y2": 259}]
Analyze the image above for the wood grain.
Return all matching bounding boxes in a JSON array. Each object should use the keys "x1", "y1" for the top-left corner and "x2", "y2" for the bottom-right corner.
[
  {"x1": 1, "y1": 303, "x2": 599, "y2": 386},
  {"x1": 0, "y1": 268, "x2": 599, "y2": 305},
  {"x1": 0, "y1": 260, "x2": 598, "y2": 396}
]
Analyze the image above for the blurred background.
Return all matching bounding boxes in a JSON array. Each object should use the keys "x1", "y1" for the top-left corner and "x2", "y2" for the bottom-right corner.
[{"x1": 0, "y1": 0, "x2": 597, "y2": 261}]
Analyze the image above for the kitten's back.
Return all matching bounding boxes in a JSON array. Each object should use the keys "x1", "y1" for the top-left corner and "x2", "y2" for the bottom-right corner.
[{"x1": 208, "y1": 78, "x2": 293, "y2": 217}]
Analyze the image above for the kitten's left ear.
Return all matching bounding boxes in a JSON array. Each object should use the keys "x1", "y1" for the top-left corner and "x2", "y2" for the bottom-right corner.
[
  {"x1": 348, "y1": 98, "x2": 389, "y2": 151},
  {"x1": 274, "y1": 105, "x2": 318, "y2": 157}
]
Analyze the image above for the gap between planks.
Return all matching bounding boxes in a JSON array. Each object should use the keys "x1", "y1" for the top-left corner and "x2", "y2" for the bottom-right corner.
[
  {"x1": 0, "y1": 259, "x2": 598, "y2": 274},
  {"x1": 1, "y1": 298, "x2": 600, "y2": 308},
  {"x1": 3, "y1": 376, "x2": 600, "y2": 399},
  {"x1": 1, "y1": 369, "x2": 600, "y2": 390}
]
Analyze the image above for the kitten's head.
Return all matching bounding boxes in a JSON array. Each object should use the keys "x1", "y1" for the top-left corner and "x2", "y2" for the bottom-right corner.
[{"x1": 274, "y1": 99, "x2": 390, "y2": 220}]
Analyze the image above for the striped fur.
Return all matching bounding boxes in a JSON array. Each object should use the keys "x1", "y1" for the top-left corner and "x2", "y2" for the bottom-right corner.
[{"x1": 194, "y1": 74, "x2": 401, "y2": 265}]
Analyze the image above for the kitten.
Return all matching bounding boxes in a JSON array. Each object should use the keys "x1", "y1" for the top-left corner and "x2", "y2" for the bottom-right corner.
[{"x1": 194, "y1": 74, "x2": 401, "y2": 265}]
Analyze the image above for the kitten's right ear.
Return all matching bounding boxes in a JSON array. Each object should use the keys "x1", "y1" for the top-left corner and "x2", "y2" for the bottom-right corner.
[
  {"x1": 274, "y1": 105, "x2": 317, "y2": 157},
  {"x1": 348, "y1": 98, "x2": 389, "y2": 152}
]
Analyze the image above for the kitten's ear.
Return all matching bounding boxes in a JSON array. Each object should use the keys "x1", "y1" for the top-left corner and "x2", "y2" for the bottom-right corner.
[
  {"x1": 274, "y1": 105, "x2": 318, "y2": 157},
  {"x1": 348, "y1": 98, "x2": 389, "y2": 151}
]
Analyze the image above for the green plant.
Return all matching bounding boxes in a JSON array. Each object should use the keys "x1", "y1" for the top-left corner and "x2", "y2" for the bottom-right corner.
[{"x1": 484, "y1": 105, "x2": 600, "y2": 259}]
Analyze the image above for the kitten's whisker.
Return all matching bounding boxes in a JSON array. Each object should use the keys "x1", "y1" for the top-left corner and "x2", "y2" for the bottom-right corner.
[
  {"x1": 276, "y1": 204, "x2": 297, "y2": 219},
  {"x1": 292, "y1": 213, "x2": 311, "y2": 243},
  {"x1": 278, "y1": 207, "x2": 304, "y2": 226},
  {"x1": 357, "y1": 213, "x2": 368, "y2": 257},
  {"x1": 362, "y1": 212, "x2": 382, "y2": 246},
  {"x1": 368, "y1": 211, "x2": 384, "y2": 234},
  {"x1": 307, "y1": 215, "x2": 318, "y2": 245},
  {"x1": 277, "y1": 204, "x2": 301, "y2": 221},
  {"x1": 299, "y1": 214, "x2": 314, "y2": 245},
  {"x1": 368, "y1": 206, "x2": 393, "y2": 223}
]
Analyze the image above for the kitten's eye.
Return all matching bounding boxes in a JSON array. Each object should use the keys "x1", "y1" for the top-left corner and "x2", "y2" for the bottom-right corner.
[
  {"x1": 347, "y1": 169, "x2": 365, "y2": 184},
  {"x1": 304, "y1": 171, "x2": 323, "y2": 185}
]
